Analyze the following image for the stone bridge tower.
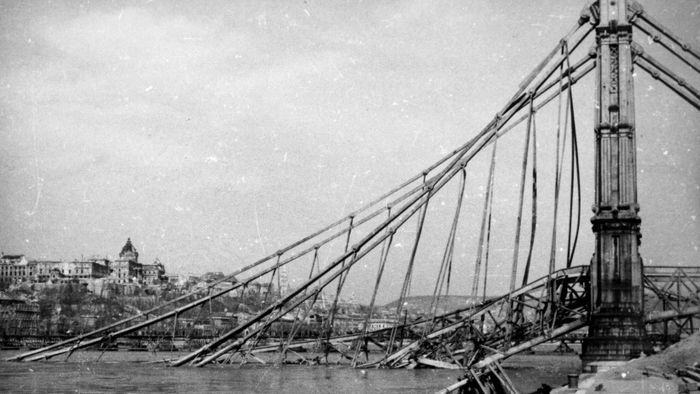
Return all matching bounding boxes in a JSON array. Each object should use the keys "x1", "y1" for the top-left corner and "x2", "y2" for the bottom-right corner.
[{"x1": 581, "y1": 0, "x2": 650, "y2": 369}]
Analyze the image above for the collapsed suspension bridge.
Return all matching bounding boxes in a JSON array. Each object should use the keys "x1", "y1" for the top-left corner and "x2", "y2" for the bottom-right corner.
[{"x1": 8, "y1": 0, "x2": 700, "y2": 391}]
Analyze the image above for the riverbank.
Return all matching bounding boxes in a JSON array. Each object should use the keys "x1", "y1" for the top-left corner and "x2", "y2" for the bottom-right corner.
[{"x1": 554, "y1": 331, "x2": 700, "y2": 394}]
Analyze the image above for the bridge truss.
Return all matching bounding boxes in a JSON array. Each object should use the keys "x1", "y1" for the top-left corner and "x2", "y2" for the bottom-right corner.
[{"x1": 8, "y1": 2, "x2": 700, "y2": 391}]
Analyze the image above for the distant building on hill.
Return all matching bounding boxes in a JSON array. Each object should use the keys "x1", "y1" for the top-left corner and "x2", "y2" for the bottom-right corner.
[
  {"x1": 169, "y1": 273, "x2": 198, "y2": 287},
  {"x1": 110, "y1": 237, "x2": 141, "y2": 283},
  {"x1": 34, "y1": 260, "x2": 63, "y2": 282},
  {"x1": 109, "y1": 238, "x2": 166, "y2": 285},
  {"x1": 2, "y1": 254, "x2": 111, "y2": 287},
  {"x1": 1, "y1": 237, "x2": 168, "y2": 288},
  {"x1": 141, "y1": 258, "x2": 166, "y2": 285},
  {"x1": 34, "y1": 260, "x2": 110, "y2": 283},
  {"x1": 0, "y1": 255, "x2": 33, "y2": 287}
]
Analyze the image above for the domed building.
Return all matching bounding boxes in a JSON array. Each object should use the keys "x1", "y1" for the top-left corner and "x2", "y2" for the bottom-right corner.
[
  {"x1": 109, "y1": 238, "x2": 166, "y2": 285},
  {"x1": 110, "y1": 238, "x2": 141, "y2": 283}
]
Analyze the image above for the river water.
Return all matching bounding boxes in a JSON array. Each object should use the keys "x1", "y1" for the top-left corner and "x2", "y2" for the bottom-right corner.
[{"x1": 0, "y1": 350, "x2": 581, "y2": 393}]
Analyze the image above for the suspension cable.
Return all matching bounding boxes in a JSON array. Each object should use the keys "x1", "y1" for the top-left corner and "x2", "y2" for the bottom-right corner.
[
  {"x1": 320, "y1": 215, "x2": 356, "y2": 361},
  {"x1": 521, "y1": 105, "x2": 538, "y2": 287},
  {"x1": 632, "y1": 45, "x2": 700, "y2": 107},
  {"x1": 628, "y1": 2, "x2": 700, "y2": 66},
  {"x1": 352, "y1": 211, "x2": 394, "y2": 366},
  {"x1": 631, "y1": 20, "x2": 700, "y2": 75},
  {"x1": 531, "y1": 25, "x2": 596, "y2": 96},
  {"x1": 548, "y1": 58, "x2": 566, "y2": 277},
  {"x1": 262, "y1": 255, "x2": 281, "y2": 306},
  {"x1": 428, "y1": 168, "x2": 468, "y2": 332},
  {"x1": 637, "y1": 50, "x2": 700, "y2": 100},
  {"x1": 635, "y1": 58, "x2": 700, "y2": 110},
  {"x1": 387, "y1": 201, "x2": 430, "y2": 357},
  {"x1": 481, "y1": 156, "x2": 496, "y2": 305},
  {"x1": 473, "y1": 139, "x2": 498, "y2": 299},
  {"x1": 321, "y1": 216, "x2": 356, "y2": 351},
  {"x1": 564, "y1": 51, "x2": 582, "y2": 268},
  {"x1": 509, "y1": 93, "x2": 536, "y2": 295},
  {"x1": 516, "y1": 19, "x2": 592, "y2": 103},
  {"x1": 279, "y1": 247, "x2": 321, "y2": 363},
  {"x1": 321, "y1": 249, "x2": 357, "y2": 362}
]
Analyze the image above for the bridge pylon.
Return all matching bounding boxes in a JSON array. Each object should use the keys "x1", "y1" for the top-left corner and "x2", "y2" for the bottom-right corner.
[{"x1": 582, "y1": 0, "x2": 651, "y2": 369}]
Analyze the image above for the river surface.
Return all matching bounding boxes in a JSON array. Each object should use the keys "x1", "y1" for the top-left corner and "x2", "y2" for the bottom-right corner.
[{"x1": 0, "y1": 350, "x2": 581, "y2": 393}]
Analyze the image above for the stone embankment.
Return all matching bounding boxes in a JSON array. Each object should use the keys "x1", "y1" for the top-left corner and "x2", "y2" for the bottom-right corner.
[{"x1": 554, "y1": 331, "x2": 700, "y2": 394}]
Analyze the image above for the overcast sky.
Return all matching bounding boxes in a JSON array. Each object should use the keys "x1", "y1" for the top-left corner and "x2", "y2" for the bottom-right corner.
[{"x1": 1, "y1": 1, "x2": 698, "y2": 298}]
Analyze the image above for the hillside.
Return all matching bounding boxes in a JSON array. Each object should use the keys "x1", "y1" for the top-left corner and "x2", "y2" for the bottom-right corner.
[{"x1": 383, "y1": 295, "x2": 483, "y2": 315}]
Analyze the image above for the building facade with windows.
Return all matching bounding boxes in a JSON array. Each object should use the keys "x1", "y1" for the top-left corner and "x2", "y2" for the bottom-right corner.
[
  {"x1": 111, "y1": 238, "x2": 141, "y2": 283},
  {"x1": 33, "y1": 260, "x2": 110, "y2": 282},
  {"x1": 109, "y1": 238, "x2": 167, "y2": 285},
  {"x1": 34, "y1": 260, "x2": 64, "y2": 282},
  {"x1": 2, "y1": 238, "x2": 168, "y2": 288},
  {"x1": 0, "y1": 255, "x2": 34, "y2": 287},
  {"x1": 141, "y1": 259, "x2": 166, "y2": 284}
]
